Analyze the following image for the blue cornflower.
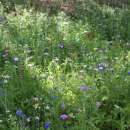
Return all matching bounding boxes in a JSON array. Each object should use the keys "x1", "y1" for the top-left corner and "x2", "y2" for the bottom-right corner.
[
  {"x1": 44, "y1": 121, "x2": 51, "y2": 129},
  {"x1": 16, "y1": 109, "x2": 24, "y2": 117},
  {"x1": 128, "y1": 72, "x2": 130, "y2": 75}
]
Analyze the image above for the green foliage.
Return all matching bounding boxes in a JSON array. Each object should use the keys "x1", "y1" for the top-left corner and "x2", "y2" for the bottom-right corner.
[
  {"x1": 0, "y1": 1, "x2": 130, "y2": 130},
  {"x1": 88, "y1": 5, "x2": 130, "y2": 42},
  {"x1": 0, "y1": 0, "x2": 15, "y2": 12}
]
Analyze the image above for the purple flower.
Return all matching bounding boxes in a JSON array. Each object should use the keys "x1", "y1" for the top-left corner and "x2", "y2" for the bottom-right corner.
[
  {"x1": 80, "y1": 86, "x2": 89, "y2": 91},
  {"x1": 58, "y1": 43, "x2": 64, "y2": 49},
  {"x1": 128, "y1": 72, "x2": 130, "y2": 75},
  {"x1": 44, "y1": 121, "x2": 51, "y2": 129},
  {"x1": 60, "y1": 114, "x2": 69, "y2": 120},
  {"x1": 16, "y1": 109, "x2": 24, "y2": 117}
]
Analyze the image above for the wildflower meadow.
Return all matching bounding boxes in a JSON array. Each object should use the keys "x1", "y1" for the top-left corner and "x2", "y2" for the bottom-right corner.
[{"x1": 0, "y1": 0, "x2": 130, "y2": 130}]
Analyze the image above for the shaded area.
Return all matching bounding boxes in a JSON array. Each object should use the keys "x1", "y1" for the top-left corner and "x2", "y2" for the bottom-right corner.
[{"x1": 97, "y1": 0, "x2": 130, "y2": 8}]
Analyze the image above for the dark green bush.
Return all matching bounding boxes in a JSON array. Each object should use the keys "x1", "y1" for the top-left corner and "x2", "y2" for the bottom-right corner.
[{"x1": 0, "y1": 0, "x2": 15, "y2": 12}]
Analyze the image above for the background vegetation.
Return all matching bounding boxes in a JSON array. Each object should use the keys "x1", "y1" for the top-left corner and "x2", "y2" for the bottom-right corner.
[{"x1": 0, "y1": 0, "x2": 130, "y2": 130}]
